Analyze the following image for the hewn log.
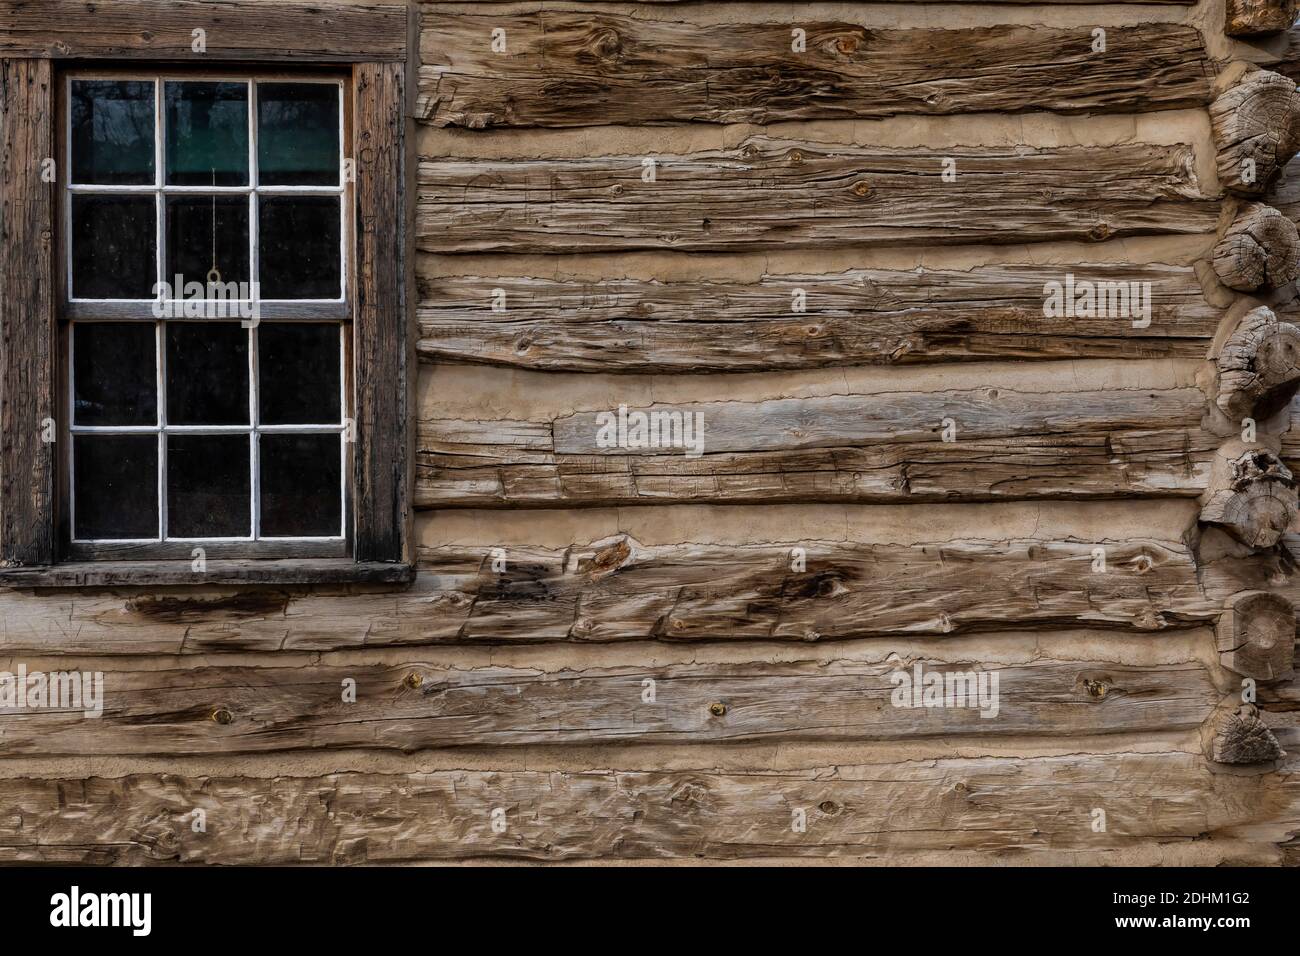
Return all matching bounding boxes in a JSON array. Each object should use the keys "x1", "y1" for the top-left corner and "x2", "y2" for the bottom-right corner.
[
  {"x1": 1201, "y1": 699, "x2": 1286, "y2": 764},
  {"x1": 1200, "y1": 447, "x2": 1299, "y2": 549},
  {"x1": 0, "y1": 656, "x2": 1221, "y2": 758},
  {"x1": 1216, "y1": 590, "x2": 1296, "y2": 680},
  {"x1": 1210, "y1": 70, "x2": 1300, "y2": 197},
  {"x1": 1226, "y1": 0, "x2": 1299, "y2": 37},
  {"x1": 0, "y1": 535, "x2": 1218, "y2": 655},
  {"x1": 418, "y1": 18, "x2": 1211, "y2": 128},
  {"x1": 417, "y1": 264, "x2": 1218, "y2": 372},
  {"x1": 418, "y1": 387, "x2": 1215, "y2": 508},
  {"x1": 2, "y1": 751, "x2": 1295, "y2": 865},
  {"x1": 1217, "y1": 307, "x2": 1300, "y2": 422},
  {"x1": 417, "y1": 140, "x2": 1217, "y2": 254},
  {"x1": 0, "y1": 0, "x2": 408, "y2": 61},
  {"x1": 1212, "y1": 204, "x2": 1300, "y2": 292}
]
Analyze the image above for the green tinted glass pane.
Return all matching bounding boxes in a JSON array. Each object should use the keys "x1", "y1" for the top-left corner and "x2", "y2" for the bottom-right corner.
[
  {"x1": 70, "y1": 80, "x2": 155, "y2": 185},
  {"x1": 165, "y1": 82, "x2": 249, "y2": 186},
  {"x1": 257, "y1": 83, "x2": 339, "y2": 186}
]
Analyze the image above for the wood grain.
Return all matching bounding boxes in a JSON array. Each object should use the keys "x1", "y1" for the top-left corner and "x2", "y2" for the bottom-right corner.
[
  {"x1": 417, "y1": 140, "x2": 1217, "y2": 254},
  {"x1": 0, "y1": 0, "x2": 407, "y2": 61},
  {"x1": 0, "y1": 534, "x2": 1217, "y2": 654},
  {"x1": 417, "y1": 387, "x2": 1215, "y2": 507},
  {"x1": 417, "y1": 264, "x2": 1219, "y2": 371},
  {"x1": 0, "y1": 656, "x2": 1220, "y2": 758},
  {"x1": 0, "y1": 59, "x2": 55, "y2": 568},
  {"x1": 3, "y1": 750, "x2": 1293, "y2": 864},
  {"x1": 419, "y1": 18, "x2": 1211, "y2": 128},
  {"x1": 354, "y1": 62, "x2": 412, "y2": 565}
]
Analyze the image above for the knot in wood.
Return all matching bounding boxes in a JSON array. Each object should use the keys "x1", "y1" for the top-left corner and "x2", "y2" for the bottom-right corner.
[
  {"x1": 404, "y1": 671, "x2": 424, "y2": 689},
  {"x1": 851, "y1": 180, "x2": 873, "y2": 198},
  {"x1": 708, "y1": 701, "x2": 727, "y2": 717},
  {"x1": 211, "y1": 707, "x2": 234, "y2": 725},
  {"x1": 589, "y1": 29, "x2": 623, "y2": 59}
]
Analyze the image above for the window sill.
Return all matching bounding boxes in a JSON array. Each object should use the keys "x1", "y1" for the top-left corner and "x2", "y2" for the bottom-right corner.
[{"x1": 0, "y1": 559, "x2": 414, "y2": 589}]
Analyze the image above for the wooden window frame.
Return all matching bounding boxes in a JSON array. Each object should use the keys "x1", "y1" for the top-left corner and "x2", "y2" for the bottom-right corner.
[{"x1": 0, "y1": 1, "x2": 414, "y2": 587}]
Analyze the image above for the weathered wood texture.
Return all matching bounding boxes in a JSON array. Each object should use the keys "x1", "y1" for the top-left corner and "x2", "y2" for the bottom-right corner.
[
  {"x1": 418, "y1": 18, "x2": 1211, "y2": 128},
  {"x1": 3, "y1": 750, "x2": 1295, "y2": 864},
  {"x1": 0, "y1": 59, "x2": 55, "y2": 568},
  {"x1": 1210, "y1": 70, "x2": 1300, "y2": 197},
  {"x1": 0, "y1": 0, "x2": 408, "y2": 60},
  {"x1": 417, "y1": 264, "x2": 1219, "y2": 372},
  {"x1": 1217, "y1": 591, "x2": 1297, "y2": 680},
  {"x1": 417, "y1": 387, "x2": 1214, "y2": 508},
  {"x1": 0, "y1": 535, "x2": 1217, "y2": 654},
  {"x1": 1227, "y1": 0, "x2": 1299, "y2": 37},
  {"x1": 1212, "y1": 204, "x2": 1300, "y2": 293},
  {"x1": 417, "y1": 141, "x2": 1217, "y2": 254},
  {"x1": 354, "y1": 62, "x2": 412, "y2": 565},
  {"x1": 0, "y1": 657, "x2": 1220, "y2": 758}
]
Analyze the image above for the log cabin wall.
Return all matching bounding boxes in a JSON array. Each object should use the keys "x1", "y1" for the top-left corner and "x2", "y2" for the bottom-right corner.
[{"x1": 5, "y1": 0, "x2": 1300, "y2": 865}]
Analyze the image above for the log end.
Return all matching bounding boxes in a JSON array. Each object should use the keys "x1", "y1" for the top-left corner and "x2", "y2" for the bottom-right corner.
[
  {"x1": 1201, "y1": 701, "x2": 1287, "y2": 764},
  {"x1": 1216, "y1": 590, "x2": 1297, "y2": 680},
  {"x1": 1211, "y1": 204, "x2": 1300, "y2": 292}
]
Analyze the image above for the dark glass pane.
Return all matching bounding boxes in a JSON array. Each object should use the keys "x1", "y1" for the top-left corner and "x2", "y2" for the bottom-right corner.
[
  {"x1": 258, "y1": 324, "x2": 340, "y2": 424},
  {"x1": 165, "y1": 196, "x2": 250, "y2": 292},
  {"x1": 260, "y1": 433, "x2": 341, "y2": 536},
  {"x1": 70, "y1": 195, "x2": 157, "y2": 299},
  {"x1": 257, "y1": 197, "x2": 341, "y2": 299},
  {"x1": 165, "y1": 322, "x2": 249, "y2": 425},
  {"x1": 73, "y1": 323, "x2": 156, "y2": 426},
  {"x1": 167, "y1": 434, "x2": 250, "y2": 537},
  {"x1": 165, "y1": 81, "x2": 249, "y2": 186},
  {"x1": 73, "y1": 435, "x2": 158, "y2": 539},
  {"x1": 70, "y1": 80, "x2": 155, "y2": 186},
  {"x1": 257, "y1": 82, "x2": 339, "y2": 186}
]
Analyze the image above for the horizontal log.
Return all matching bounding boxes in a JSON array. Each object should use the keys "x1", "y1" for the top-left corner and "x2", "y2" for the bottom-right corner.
[
  {"x1": 417, "y1": 140, "x2": 1218, "y2": 254},
  {"x1": 0, "y1": 656, "x2": 1220, "y2": 758},
  {"x1": 0, "y1": 0, "x2": 407, "y2": 61},
  {"x1": 0, "y1": 534, "x2": 1217, "y2": 654},
  {"x1": 418, "y1": 18, "x2": 1210, "y2": 128},
  {"x1": 417, "y1": 264, "x2": 1219, "y2": 372},
  {"x1": 2, "y1": 750, "x2": 1291, "y2": 864},
  {"x1": 417, "y1": 387, "x2": 1215, "y2": 507}
]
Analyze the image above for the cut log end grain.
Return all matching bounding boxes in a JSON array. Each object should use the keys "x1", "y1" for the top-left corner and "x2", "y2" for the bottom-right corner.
[
  {"x1": 1202, "y1": 700, "x2": 1287, "y2": 764},
  {"x1": 1226, "y1": 0, "x2": 1300, "y2": 36},
  {"x1": 1211, "y1": 70, "x2": 1300, "y2": 197},
  {"x1": 1215, "y1": 306, "x2": 1300, "y2": 421},
  {"x1": 1216, "y1": 590, "x2": 1297, "y2": 680},
  {"x1": 1200, "y1": 448, "x2": 1299, "y2": 550},
  {"x1": 1212, "y1": 204, "x2": 1300, "y2": 291}
]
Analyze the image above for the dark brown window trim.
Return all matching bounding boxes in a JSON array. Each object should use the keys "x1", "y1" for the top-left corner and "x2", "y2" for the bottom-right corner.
[{"x1": 0, "y1": 4, "x2": 415, "y2": 587}]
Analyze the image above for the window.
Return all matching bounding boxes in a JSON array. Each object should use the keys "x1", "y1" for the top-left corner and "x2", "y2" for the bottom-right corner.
[
  {"x1": 1, "y1": 45, "x2": 408, "y2": 587},
  {"x1": 61, "y1": 73, "x2": 351, "y2": 560}
]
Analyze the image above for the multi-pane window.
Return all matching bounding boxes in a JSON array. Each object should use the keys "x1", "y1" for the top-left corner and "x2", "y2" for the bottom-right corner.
[{"x1": 63, "y1": 74, "x2": 350, "y2": 555}]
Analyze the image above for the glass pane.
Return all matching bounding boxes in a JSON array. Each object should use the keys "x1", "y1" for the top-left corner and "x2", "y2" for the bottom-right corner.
[
  {"x1": 257, "y1": 82, "x2": 339, "y2": 186},
  {"x1": 165, "y1": 323, "x2": 249, "y2": 425},
  {"x1": 165, "y1": 195, "x2": 251, "y2": 292},
  {"x1": 70, "y1": 80, "x2": 155, "y2": 186},
  {"x1": 257, "y1": 197, "x2": 341, "y2": 299},
  {"x1": 165, "y1": 81, "x2": 249, "y2": 186},
  {"x1": 167, "y1": 435, "x2": 250, "y2": 537},
  {"x1": 260, "y1": 433, "x2": 341, "y2": 536},
  {"x1": 73, "y1": 323, "x2": 156, "y2": 426},
  {"x1": 70, "y1": 195, "x2": 157, "y2": 299},
  {"x1": 258, "y1": 324, "x2": 340, "y2": 424},
  {"x1": 73, "y1": 435, "x2": 158, "y2": 539}
]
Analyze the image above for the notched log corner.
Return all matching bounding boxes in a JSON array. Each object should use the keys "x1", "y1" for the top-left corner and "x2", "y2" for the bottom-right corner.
[
  {"x1": 1200, "y1": 446, "x2": 1299, "y2": 549},
  {"x1": 1212, "y1": 204, "x2": 1300, "y2": 292},
  {"x1": 1215, "y1": 305, "x2": 1300, "y2": 421},
  {"x1": 1211, "y1": 70, "x2": 1300, "y2": 196},
  {"x1": 1216, "y1": 590, "x2": 1297, "y2": 680},
  {"x1": 1201, "y1": 698, "x2": 1286, "y2": 764},
  {"x1": 1226, "y1": 0, "x2": 1299, "y2": 36}
]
